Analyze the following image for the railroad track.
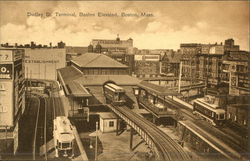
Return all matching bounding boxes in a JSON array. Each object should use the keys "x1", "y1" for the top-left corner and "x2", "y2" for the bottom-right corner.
[
  {"x1": 162, "y1": 97, "x2": 198, "y2": 120},
  {"x1": 109, "y1": 104, "x2": 191, "y2": 161},
  {"x1": 32, "y1": 97, "x2": 48, "y2": 161}
]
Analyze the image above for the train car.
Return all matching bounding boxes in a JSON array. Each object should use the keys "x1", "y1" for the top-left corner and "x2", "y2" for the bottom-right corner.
[
  {"x1": 53, "y1": 116, "x2": 74, "y2": 158},
  {"x1": 193, "y1": 98, "x2": 226, "y2": 126},
  {"x1": 104, "y1": 83, "x2": 126, "y2": 106}
]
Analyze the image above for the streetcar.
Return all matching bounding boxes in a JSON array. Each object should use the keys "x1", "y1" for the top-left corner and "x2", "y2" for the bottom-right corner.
[
  {"x1": 193, "y1": 97, "x2": 226, "y2": 126},
  {"x1": 53, "y1": 116, "x2": 74, "y2": 158},
  {"x1": 103, "y1": 83, "x2": 126, "y2": 106}
]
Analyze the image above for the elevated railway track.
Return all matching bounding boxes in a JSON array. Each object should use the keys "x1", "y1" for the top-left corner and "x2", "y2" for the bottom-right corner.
[{"x1": 107, "y1": 104, "x2": 191, "y2": 161}]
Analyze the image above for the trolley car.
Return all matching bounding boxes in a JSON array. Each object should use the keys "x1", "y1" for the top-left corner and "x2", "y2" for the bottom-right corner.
[
  {"x1": 104, "y1": 83, "x2": 126, "y2": 106},
  {"x1": 193, "y1": 98, "x2": 226, "y2": 126},
  {"x1": 53, "y1": 116, "x2": 74, "y2": 158}
]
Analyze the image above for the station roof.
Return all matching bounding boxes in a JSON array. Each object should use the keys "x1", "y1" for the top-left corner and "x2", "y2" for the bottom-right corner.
[
  {"x1": 67, "y1": 81, "x2": 91, "y2": 97},
  {"x1": 74, "y1": 75, "x2": 141, "y2": 86},
  {"x1": 57, "y1": 66, "x2": 82, "y2": 83},
  {"x1": 57, "y1": 66, "x2": 91, "y2": 97},
  {"x1": 98, "y1": 112, "x2": 118, "y2": 119},
  {"x1": 71, "y1": 53, "x2": 128, "y2": 68},
  {"x1": 138, "y1": 81, "x2": 180, "y2": 96}
]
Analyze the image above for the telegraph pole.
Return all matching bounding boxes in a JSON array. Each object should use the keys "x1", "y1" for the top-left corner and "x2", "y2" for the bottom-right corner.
[
  {"x1": 95, "y1": 122, "x2": 98, "y2": 161},
  {"x1": 178, "y1": 62, "x2": 182, "y2": 93}
]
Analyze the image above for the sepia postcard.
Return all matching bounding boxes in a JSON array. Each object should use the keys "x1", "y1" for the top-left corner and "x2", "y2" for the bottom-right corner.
[{"x1": 0, "y1": 0, "x2": 249, "y2": 161}]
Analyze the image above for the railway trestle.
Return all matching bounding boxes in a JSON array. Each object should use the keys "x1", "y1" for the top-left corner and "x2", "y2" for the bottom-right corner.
[{"x1": 108, "y1": 105, "x2": 159, "y2": 159}]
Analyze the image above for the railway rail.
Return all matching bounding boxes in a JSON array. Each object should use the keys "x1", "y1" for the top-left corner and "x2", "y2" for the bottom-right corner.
[
  {"x1": 108, "y1": 104, "x2": 191, "y2": 161},
  {"x1": 162, "y1": 96, "x2": 247, "y2": 160},
  {"x1": 32, "y1": 97, "x2": 48, "y2": 161}
]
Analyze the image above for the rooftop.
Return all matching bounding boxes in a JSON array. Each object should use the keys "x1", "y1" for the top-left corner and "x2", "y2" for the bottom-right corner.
[
  {"x1": 71, "y1": 53, "x2": 128, "y2": 68},
  {"x1": 98, "y1": 112, "x2": 118, "y2": 119},
  {"x1": 74, "y1": 75, "x2": 141, "y2": 86},
  {"x1": 138, "y1": 81, "x2": 180, "y2": 96}
]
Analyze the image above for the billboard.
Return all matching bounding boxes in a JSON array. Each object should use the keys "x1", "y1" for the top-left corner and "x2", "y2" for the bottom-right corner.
[
  {"x1": 0, "y1": 64, "x2": 13, "y2": 79},
  {"x1": 229, "y1": 73, "x2": 239, "y2": 96},
  {"x1": 0, "y1": 80, "x2": 13, "y2": 127},
  {"x1": 134, "y1": 54, "x2": 160, "y2": 61}
]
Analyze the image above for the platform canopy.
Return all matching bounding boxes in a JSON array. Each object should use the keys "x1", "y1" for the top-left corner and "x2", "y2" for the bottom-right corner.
[
  {"x1": 67, "y1": 81, "x2": 91, "y2": 97},
  {"x1": 138, "y1": 81, "x2": 180, "y2": 96}
]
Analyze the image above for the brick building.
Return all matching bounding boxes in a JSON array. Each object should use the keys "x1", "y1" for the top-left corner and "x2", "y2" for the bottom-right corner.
[
  {"x1": 160, "y1": 50, "x2": 181, "y2": 77},
  {"x1": 221, "y1": 50, "x2": 250, "y2": 96},
  {"x1": 198, "y1": 44, "x2": 224, "y2": 86},
  {"x1": 180, "y1": 43, "x2": 201, "y2": 81},
  {"x1": 0, "y1": 48, "x2": 25, "y2": 155},
  {"x1": 89, "y1": 36, "x2": 134, "y2": 54},
  {"x1": 133, "y1": 54, "x2": 161, "y2": 78}
]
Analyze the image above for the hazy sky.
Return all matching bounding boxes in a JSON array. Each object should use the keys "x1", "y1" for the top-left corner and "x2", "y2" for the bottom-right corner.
[{"x1": 0, "y1": 1, "x2": 249, "y2": 50}]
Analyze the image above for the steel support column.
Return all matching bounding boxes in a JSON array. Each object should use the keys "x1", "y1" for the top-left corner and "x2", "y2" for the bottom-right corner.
[{"x1": 130, "y1": 127, "x2": 133, "y2": 151}]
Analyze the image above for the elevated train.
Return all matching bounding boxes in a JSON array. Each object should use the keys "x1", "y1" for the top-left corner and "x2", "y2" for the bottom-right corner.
[
  {"x1": 103, "y1": 83, "x2": 126, "y2": 106},
  {"x1": 193, "y1": 96, "x2": 226, "y2": 126},
  {"x1": 53, "y1": 116, "x2": 75, "y2": 158}
]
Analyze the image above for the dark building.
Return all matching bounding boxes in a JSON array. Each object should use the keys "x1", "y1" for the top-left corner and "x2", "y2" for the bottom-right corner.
[
  {"x1": 133, "y1": 54, "x2": 161, "y2": 78},
  {"x1": 180, "y1": 43, "x2": 201, "y2": 80},
  {"x1": 160, "y1": 50, "x2": 181, "y2": 77}
]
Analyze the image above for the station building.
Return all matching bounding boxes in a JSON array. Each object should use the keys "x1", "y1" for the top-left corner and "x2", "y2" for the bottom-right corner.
[
  {"x1": 57, "y1": 53, "x2": 141, "y2": 123},
  {"x1": 0, "y1": 48, "x2": 25, "y2": 155}
]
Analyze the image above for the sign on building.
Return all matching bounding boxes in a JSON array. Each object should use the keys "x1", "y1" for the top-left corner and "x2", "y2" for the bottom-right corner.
[{"x1": 0, "y1": 64, "x2": 13, "y2": 79}]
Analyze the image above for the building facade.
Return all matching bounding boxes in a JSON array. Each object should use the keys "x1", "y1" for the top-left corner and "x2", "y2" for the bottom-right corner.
[
  {"x1": 24, "y1": 48, "x2": 66, "y2": 80},
  {"x1": 133, "y1": 54, "x2": 161, "y2": 78},
  {"x1": 160, "y1": 50, "x2": 181, "y2": 77},
  {"x1": 180, "y1": 43, "x2": 201, "y2": 80},
  {"x1": 89, "y1": 36, "x2": 134, "y2": 54},
  {"x1": 198, "y1": 44, "x2": 224, "y2": 86},
  {"x1": 222, "y1": 51, "x2": 250, "y2": 96},
  {"x1": 0, "y1": 48, "x2": 25, "y2": 154}
]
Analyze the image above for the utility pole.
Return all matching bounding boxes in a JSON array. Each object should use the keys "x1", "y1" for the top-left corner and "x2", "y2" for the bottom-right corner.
[
  {"x1": 178, "y1": 61, "x2": 182, "y2": 93},
  {"x1": 44, "y1": 64, "x2": 46, "y2": 80},
  {"x1": 95, "y1": 122, "x2": 98, "y2": 161}
]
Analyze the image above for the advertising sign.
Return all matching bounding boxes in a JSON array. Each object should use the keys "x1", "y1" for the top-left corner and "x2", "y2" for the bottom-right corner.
[
  {"x1": 0, "y1": 81, "x2": 13, "y2": 126},
  {"x1": 229, "y1": 72, "x2": 239, "y2": 96},
  {"x1": 134, "y1": 54, "x2": 160, "y2": 61},
  {"x1": 0, "y1": 64, "x2": 13, "y2": 79},
  {"x1": 0, "y1": 50, "x2": 13, "y2": 62}
]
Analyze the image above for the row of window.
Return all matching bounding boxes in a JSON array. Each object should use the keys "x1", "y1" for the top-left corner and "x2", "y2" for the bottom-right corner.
[{"x1": 82, "y1": 68, "x2": 128, "y2": 75}]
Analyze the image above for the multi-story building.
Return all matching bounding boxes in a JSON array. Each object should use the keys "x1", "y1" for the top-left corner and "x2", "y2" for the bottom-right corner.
[
  {"x1": 1, "y1": 42, "x2": 67, "y2": 80},
  {"x1": 133, "y1": 54, "x2": 161, "y2": 78},
  {"x1": 0, "y1": 48, "x2": 25, "y2": 154},
  {"x1": 224, "y1": 39, "x2": 240, "y2": 52},
  {"x1": 198, "y1": 44, "x2": 224, "y2": 87},
  {"x1": 222, "y1": 50, "x2": 250, "y2": 96},
  {"x1": 24, "y1": 48, "x2": 66, "y2": 80},
  {"x1": 180, "y1": 43, "x2": 201, "y2": 81},
  {"x1": 89, "y1": 36, "x2": 134, "y2": 54},
  {"x1": 160, "y1": 50, "x2": 181, "y2": 77},
  {"x1": 104, "y1": 52, "x2": 134, "y2": 75}
]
